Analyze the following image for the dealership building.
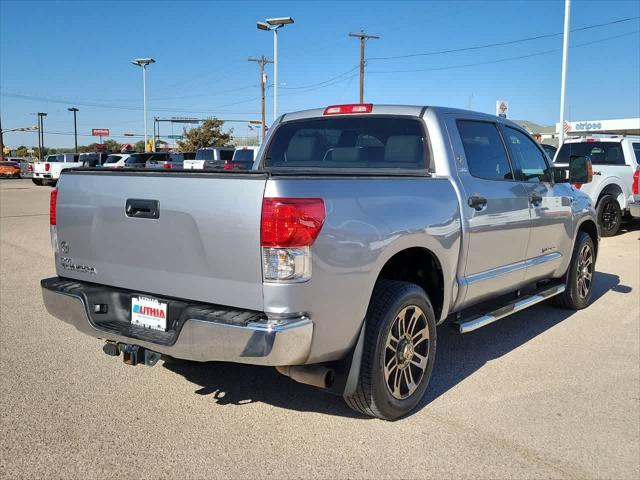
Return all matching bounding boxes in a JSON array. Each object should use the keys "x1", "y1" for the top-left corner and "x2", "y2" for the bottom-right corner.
[{"x1": 516, "y1": 117, "x2": 640, "y2": 147}]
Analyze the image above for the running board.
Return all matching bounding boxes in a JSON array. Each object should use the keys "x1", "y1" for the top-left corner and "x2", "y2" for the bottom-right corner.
[{"x1": 456, "y1": 284, "x2": 566, "y2": 334}]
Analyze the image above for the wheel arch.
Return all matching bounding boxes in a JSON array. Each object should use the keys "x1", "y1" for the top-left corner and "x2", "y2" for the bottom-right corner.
[
  {"x1": 596, "y1": 181, "x2": 626, "y2": 209},
  {"x1": 576, "y1": 218, "x2": 599, "y2": 258},
  {"x1": 372, "y1": 246, "x2": 446, "y2": 323}
]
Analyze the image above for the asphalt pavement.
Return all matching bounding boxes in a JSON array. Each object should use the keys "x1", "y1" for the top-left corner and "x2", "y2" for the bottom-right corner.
[{"x1": 1, "y1": 178, "x2": 638, "y2": 479}]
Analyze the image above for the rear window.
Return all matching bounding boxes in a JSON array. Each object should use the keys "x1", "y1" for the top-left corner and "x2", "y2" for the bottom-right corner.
[
  {"x1": 265, "y1": 116, "x2": 428, "y2": 170},
  {"x1": 555, "y1": 141, "x2": 626, "y2": 165},
  {"x1": 1, "y1": 162, "x2": 18, "y2": 166},
  {"x1": 233, "y1": 149, "x2": 254, "y2": 163},
  {"x1": 632, "y1": 143, "x2": 640, "y2": 162},
  {"x1": 196, "y1": 149, "x2": 213, "y2": 161},
  {"x1": 220, "y1": 149, "x2": 234, "y2": 161}
]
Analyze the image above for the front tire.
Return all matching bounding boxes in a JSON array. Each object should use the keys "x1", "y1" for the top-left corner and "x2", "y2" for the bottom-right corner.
[
  {"x1": 597, "y1": 195, "x2": 621, "y2": 237},
  {"x1": 344, "y1": 280, "x2": 437, "y2": 420},
  {"x1": 554, "y1": 231, "x2": 596, "y2": 309}
]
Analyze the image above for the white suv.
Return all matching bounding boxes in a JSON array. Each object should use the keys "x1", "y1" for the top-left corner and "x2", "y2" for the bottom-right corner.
[{"x1": 554, "y1": 136, "x2": 640, "y2": 236}]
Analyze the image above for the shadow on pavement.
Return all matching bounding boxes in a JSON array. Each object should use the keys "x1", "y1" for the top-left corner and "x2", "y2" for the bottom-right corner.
[{"x1": 165, "y1": 271, "x2": 629, "y2": 419}]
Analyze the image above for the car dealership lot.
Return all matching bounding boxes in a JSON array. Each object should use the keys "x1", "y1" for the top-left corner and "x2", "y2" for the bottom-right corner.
[{"x1": 1, "y1": 178, "x2": 638, "y2": 479}]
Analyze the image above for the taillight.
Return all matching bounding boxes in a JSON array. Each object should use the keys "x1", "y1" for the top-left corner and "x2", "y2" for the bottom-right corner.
[
  {"x1": 223, "y1": 162, "x2": 243, "y2": 170},
  {"x1": 261, "y1": 198, "x2": 325, "y2": 247},
  {"x1": 573, "y1": 183, "x2": 582, "y2": 189},
  {"x1": 50, "y1": 188, "x2": 58, "y2": 225},
  {"x1": 261, "y1": 198, "x2": 325, "y2": 282},
  {"x1": 163, "y1": 163, "x2": 172, "y2": 169},
  {"x1": 45, "y1": 163, "x2": 50, "y2": 171},
  {"x1": 323, "y1": 103, "x2": 373, "y2": 115},
  {"x1": 633, "y1": 167, "x2": 639, "y2": 195},
  {"x1": 28, "y1": 163, "x2": 33, "y2": 172}
]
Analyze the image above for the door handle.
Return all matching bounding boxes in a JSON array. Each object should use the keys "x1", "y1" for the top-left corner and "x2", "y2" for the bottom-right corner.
[
  {"x1": 467, "y1": 195, "x2": 488, "y2": 211},
  {"x1": 529, "y1": 192, "x2": 543, "y2": 206},
  {"x1": 125, "y1": 199, "x2": 160, "y2": 219}
]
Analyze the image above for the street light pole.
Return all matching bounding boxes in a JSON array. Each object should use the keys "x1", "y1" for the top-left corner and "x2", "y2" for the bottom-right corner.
[
  {"x1": 131, "y1": 58, "x2": 155, "y2": 152},
  {"x1": 257, "y1": 17, "x2": 294, "y2": 122},
  {"x1": 68, "y1": 107, "x2": 79, "y2": 153},
  {"x1": 559, "y1": 0, "x2": 571, "y2": 146}
]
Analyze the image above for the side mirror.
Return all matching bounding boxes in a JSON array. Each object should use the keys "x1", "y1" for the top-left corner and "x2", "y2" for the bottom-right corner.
[{"x1": 569, "y1": 155, "x2": 592, "y2": 184}]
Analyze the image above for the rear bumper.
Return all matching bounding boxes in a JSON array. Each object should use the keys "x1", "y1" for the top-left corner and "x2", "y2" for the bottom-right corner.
[
  {"x1": 629, "y1": 201, "x2": 640, "y2": 218},
  {"x1": 41, "y1": 277, "x2": 313, "y2": 366}
]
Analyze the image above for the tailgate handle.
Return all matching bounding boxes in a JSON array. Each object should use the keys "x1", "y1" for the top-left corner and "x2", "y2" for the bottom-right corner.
[{"x1": 125, "y1": 199, "x2": 159, "y2": 219}]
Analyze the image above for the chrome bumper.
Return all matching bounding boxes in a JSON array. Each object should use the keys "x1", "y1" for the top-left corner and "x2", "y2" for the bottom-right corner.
[
  {"x1": 629, "y1": 201, "x2": 640, "y2": 218},
  {"x1": 41, "y1": 281, "x2": 313, "y2": 366}
]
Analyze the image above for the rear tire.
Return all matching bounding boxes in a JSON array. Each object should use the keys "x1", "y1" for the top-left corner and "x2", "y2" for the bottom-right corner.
[
  {"x1": 596, "y1": 195, "x2": 621, "y2": 237},
  {"x1": 31, "y1": 179, "x2": 43, "y2": 186},
  {"x1": 344, "y1": 280, "x2": 437, "y2": 420},
  {"x1": 554, "y1": 231, "x2": 596, "y2": 309}
]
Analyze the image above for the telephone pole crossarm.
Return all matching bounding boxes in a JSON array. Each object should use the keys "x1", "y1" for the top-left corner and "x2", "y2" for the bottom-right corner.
[{"x1": 348, "y1": 31, "x2": 380, "y2": 103}]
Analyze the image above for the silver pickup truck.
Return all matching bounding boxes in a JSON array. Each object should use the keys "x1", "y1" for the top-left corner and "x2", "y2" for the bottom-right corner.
[{"x1": 41, "y1": 104, "x2": 599, "y2": 420}]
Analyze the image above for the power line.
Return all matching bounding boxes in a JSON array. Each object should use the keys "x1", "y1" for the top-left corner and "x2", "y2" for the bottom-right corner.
[
  {"x1": 280, "y1": 65, "x2": 359, "y2": 90},
  {"x1": 367, "y1": 15, "x2": 640, "y2": 61},
  {"x1": 367, "y1": 30, "x2": 639, "y2": 74}
]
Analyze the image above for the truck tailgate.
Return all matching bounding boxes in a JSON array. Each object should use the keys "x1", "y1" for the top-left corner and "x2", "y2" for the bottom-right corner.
[{"x1": 55, "y1": 171, "x2": 267, "y2": 311}]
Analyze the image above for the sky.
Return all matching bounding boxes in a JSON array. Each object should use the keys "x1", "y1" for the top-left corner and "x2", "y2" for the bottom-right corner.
[{"x1": 1, "y1": 0, "x2": 639, "y2": 149}]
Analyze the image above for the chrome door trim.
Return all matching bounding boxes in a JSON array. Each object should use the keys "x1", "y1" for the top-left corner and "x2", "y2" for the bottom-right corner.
[{"x1": 465, "y1": 252, "x2": 562, "y2": 285}]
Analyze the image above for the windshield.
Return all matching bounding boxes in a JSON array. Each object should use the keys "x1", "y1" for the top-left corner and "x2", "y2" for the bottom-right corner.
[
  {"x1": 104, "y1": 155, "x2": 122, "y2": 164},
  {"x1": 265, "y1": 116, "x2": 428, "y2": 169},
  {"x1": 555, "y1": 141, "x2": 626, "y2": 165}
]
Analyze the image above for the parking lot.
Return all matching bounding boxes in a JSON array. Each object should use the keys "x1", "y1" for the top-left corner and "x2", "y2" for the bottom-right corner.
[{"x1": 0, "y1": 178, "x2": 638, "y2": 478}]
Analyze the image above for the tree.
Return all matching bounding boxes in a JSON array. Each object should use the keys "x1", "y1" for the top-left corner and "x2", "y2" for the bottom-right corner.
[
  {"x1": 177, "y1": 118, "x2": 233, "y2": 152},
  {"x1": 15, "y1": 146, "x2": 29, "y2": 157},
  {"x1": 134, "y1": 140, "x2": 146, "y2": 152}
]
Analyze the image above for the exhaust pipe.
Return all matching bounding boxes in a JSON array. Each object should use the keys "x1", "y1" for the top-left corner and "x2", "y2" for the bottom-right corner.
[{"x1": 276, "y1": 365, "x2": 335, "y2": 389}]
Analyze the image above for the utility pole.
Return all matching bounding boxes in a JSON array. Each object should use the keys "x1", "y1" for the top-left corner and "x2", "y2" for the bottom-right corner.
[
  {"x1": 37, "y1": 112, "x2": 47, "y2": 160},
  {"x1": 559, "y1": 0, "x2": 571, "y2": 146},
  {"x1": 0, "y1": 115, "x2": 4, "y2": 162},
  {"x1": 249, "y1": 55, "x2": 273, "y2": 143},
  {"x1": 348, "y1": 30, "x2": 379, "y2": 103},
  {"x1": 68, "y1": 107, "x2": 79, "y2": 153}
]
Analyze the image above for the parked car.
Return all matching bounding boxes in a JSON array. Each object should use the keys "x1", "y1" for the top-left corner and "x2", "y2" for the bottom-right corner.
[
  {"x1": 144, "y1": 152, "x2": 180, "y2": 170},
  {"x1": 102, "y1": 154, "x2": 131, "y2": 168},
  {"x1": 554, "y1": 136, "x2": 640, "y2": 236},
  {"x1": 630, "y1": 142, "x2": 640, "y2": 219},
  {"x1": 205, "y1": 146, "x2": 260, "y2": 170},
  {"x1": 0, "y1": 161, "x2": 21, "y2": 178},
  {"x1": 184, "y1": 147, "x2": 235, "y2": 169},
  {"x1": 122, "y1": 153, "x2": 156, "y2": 169},
  {"x1": 41, "y1": 104, "x2": 599, "y2": 420},
  {"x1": 540, "y1": 143, "x2": 557, "y2": 160},
  {"x1": 32, "y1": 153, "x2": 82, "y2": 186},
  {"x1": 79, "y1": 152, "x2": 111, "y2": 168},
  {"x1": 5, "y1": 157, "x2": 29, "y2": 178}
]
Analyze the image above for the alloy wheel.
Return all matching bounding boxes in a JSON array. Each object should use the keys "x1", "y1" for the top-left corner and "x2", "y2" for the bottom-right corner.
[{"x1": 383, "y1": 305, "x2": 430, "y2": 400}]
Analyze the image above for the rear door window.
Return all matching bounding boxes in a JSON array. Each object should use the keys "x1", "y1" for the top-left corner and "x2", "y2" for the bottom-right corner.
[
  {"x1": 265, "y1": 116, "x2": 428, "y2": 170},
  {"x1": 457, "y1": 121, "x2": 513, "y2": 180}
]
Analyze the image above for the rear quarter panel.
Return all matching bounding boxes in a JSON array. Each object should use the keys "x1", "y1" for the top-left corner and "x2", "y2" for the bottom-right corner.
[{"x1": 264, "y1": 176, "x2": 461, "y2": 363}]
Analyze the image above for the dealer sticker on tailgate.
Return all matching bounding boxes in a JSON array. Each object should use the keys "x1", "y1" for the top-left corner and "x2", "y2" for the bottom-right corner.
[{"x1": 131, "y1": 296, "x2": 167, "y2": 331}]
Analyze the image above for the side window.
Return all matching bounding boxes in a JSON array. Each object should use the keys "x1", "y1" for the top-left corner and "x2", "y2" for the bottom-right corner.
[
  {"x1": 633, "y1": 143, "x2": 640, "y2": 163},
  {"x1": 504, "y1": 127, "x2": 551, "y2": 182},
  {"x1": 457, "y1": 121, "x2": 513, "y2": 180}
]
